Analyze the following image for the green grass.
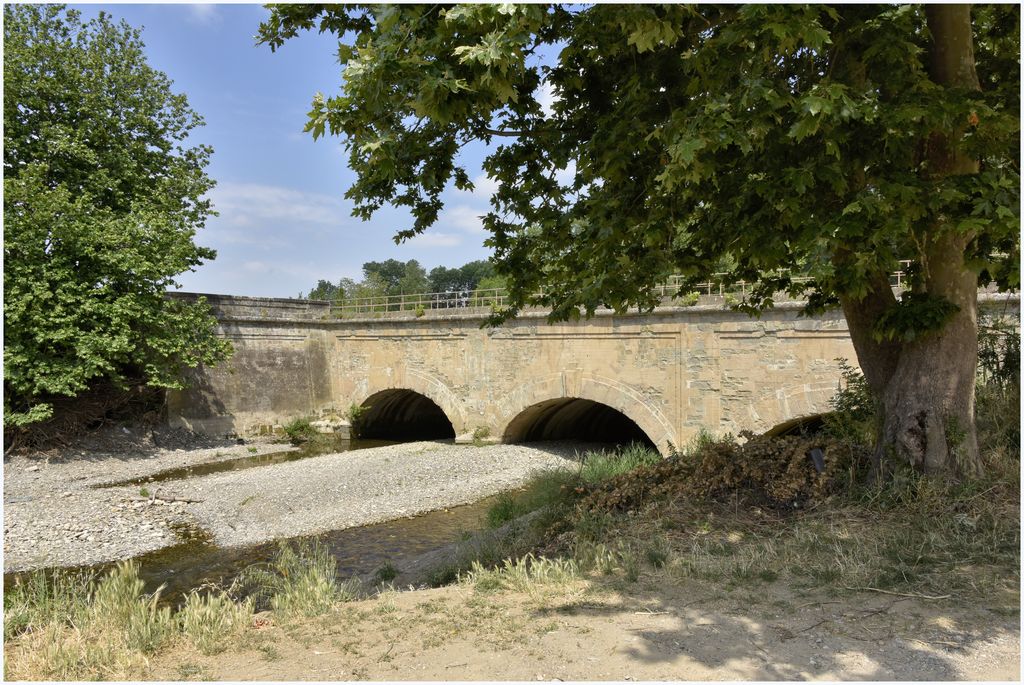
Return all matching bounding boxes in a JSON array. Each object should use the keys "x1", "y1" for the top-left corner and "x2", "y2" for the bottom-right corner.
[
  {"x1": 373, "y1": 562, "x2": 398, "y2": 584},
  {"x1": 3, "y1": 567, "x2": 94, "y2": 641},
  {"x1": 485, "y1": 444, "x2": 661, "y2": 530},
  {"x1": 578, "y1": 443, "x2": 661, "y2": 483}
]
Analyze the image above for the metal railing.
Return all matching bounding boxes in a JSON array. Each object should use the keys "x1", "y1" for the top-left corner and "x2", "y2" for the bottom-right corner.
[{"x1": 324, "y1": 263, "x2": 917, "y2": 319}]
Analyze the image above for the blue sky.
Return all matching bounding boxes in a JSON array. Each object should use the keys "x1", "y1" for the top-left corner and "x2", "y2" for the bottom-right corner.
[{"x1": 75, "y1": 4, "x2": 500, "y2": 298}]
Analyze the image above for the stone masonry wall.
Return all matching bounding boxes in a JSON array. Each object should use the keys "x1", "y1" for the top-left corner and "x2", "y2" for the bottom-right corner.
[{"x1": 167, "y1": 292, "x2": 1020, "y2": 453}]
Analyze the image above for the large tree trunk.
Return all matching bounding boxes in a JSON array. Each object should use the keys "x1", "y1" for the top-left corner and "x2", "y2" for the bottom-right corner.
[
  {"x1": 880, "y1": 233, "x2": 981, "y2": 476},
  {"x1": 839, "y1": 6, "x2": 984, "y2": 478}
]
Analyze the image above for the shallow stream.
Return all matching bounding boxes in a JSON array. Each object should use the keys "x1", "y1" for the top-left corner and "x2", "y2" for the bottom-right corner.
[{"x1": 5, "y1": 436, "x2": 496, "y2": 605}]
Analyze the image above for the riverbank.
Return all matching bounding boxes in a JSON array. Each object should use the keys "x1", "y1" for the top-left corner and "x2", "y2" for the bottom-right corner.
[
  {"x1": 2, "y1": 433, "x2": 583, "y2": 573},
  {"x1": 146, "y1": 577, "x2": 1019, "y2": 681},
  {"x1": 5, "y1": 426, "x2": 1019, "y2": 681}
]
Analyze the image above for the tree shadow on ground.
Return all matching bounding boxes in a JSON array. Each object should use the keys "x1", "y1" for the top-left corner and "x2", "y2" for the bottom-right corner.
[{"x1": 528, "y1": 576, "x2": 1016, "y2": 680}]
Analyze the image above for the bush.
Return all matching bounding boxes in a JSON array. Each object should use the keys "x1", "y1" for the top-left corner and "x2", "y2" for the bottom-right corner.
[
  {"x1": 283, "y1": 416, "x2": 318, "y2": 445},
  {"x1": 823, "y1": 358, "x2": 878, "y2": 444},
  {"x1": 346, "y1": 403, "x2": 369, "y2": 438}
]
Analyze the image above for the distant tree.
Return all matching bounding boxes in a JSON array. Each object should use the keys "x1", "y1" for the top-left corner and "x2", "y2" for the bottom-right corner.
[
  {"x1": 303, "y1": 277, "x2": 357, "y2": 301},
  {"x1": 397, "y1": 259, "x2": 430, "y2": 295},
  {"x1": 427, "y1": 266, "x2": 461, "y2": 293},
  {"x1": 261, "y1": 4, "x2": 1019, "y2": 478},
  {"x1": 458, "y1": 260, "x2": 497, "y2": 291},
  {"x1": 3, "y1": 5, "x2": 231, "y2": 430},
  {"x1": 351, "y1": 272, "x2": 389, "y2": 302},
  {"x1": 428, "y1": 260, "x2": 496, "y2": 293},
  {"x1": 362, "y1": 259, "x2": 409, "y2": 294},
  {"x1": 304, "y1": 279, "x2": 338, "y2": 300},
  {"x1": 476, "y1": 274, "x2": 508, "y2": 292}
]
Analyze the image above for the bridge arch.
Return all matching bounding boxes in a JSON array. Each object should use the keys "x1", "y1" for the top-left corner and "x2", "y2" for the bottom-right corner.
[
  {"x1": 352, "y1": 369, "x2": 466, "y2": 440},
  {"x1": 356, "y1": 388, "x2": 456, "y2": 440},
  {"x1": 497, "y1": 373, "x2": 677, "y2": 454},
  {"x1": 740, "y1": 382, "x2": 839, "y2": 436}
]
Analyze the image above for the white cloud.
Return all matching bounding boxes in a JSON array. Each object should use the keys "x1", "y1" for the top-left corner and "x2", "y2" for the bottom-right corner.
[
  {"x1": 405, "y1": 232, "x2": 463, "y2": 248},
  {"x1": 186, "y1": 4, "x2": 219, "y2": 25},
  {"x1": 209, "y1": 182, "x2": 348, "y2": 228},
  {"x1": 466, "y1": 172, "x2": 499, "y2": 202},
  {"x1": 555, "y1": 160, "x2": 576, "y2": 188},
  {"x1": 537, "y1": 79, "x2": 559, "y2": 118},
  {"x1": 441, "y1": 205, "x2": 486, "y2": 235}
]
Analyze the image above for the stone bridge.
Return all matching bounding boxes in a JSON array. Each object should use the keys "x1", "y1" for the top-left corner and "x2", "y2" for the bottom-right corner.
[{"x1": 166, "y1": 292, "x2": 1017, "y2": 454}]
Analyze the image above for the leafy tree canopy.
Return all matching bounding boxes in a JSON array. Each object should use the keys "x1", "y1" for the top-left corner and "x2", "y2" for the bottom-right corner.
[
  {"x1": 261, "y1": 4, "x2": 1019, "y2": 476},
  {"x1": 4, "y1": 5, "x2": 230, "y2": 427}
]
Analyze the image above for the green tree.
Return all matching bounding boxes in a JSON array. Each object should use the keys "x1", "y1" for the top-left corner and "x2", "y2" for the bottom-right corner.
[
  {"x1": 428, "y1": 260, "x2": 495, "y2": 293},
  {"x1": 428, "y1": 266, "x2": 461, "y2": 293},
  {"x1": 4, "y1": 5, "x2": 231, "y2": 429},
  {"x1": 361, "y1": 258, "x2": 408, "y2": 294},
  {"x1": 362, "y1": 258, "x2": 431, "y2": 295},
  {"x1": 397, "y1": 259, "x2": 431, "y2": 294},
  {"x1": 303, "y1": 277, "x2": 356, "y2": 302},
  {"x1": 260, "y1": 5, "x2": 1019, "y2": 476}
]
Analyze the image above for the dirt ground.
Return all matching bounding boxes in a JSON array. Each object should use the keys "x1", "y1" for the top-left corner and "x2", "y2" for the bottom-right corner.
[{"x1": 150, "y1": 571, "x2": 1020, "y2": 681}]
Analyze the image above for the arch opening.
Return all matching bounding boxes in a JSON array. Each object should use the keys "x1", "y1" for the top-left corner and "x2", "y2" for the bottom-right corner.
[
  {"x1": 503, "y1": 397, "x2": 656, "y2": 449},
  {"x1": 357, "y1": 389, "x2": 456, "y2": 441},
  {"x1": 763, "y1": 413, "x2": 827, "y2": 438}
]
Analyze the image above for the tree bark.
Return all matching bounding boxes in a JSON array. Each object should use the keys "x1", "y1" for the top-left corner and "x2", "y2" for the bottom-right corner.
[
  {"x1": 880, "y1": 233, "x2": 981, "y2": 476},
  {"x1": 835, "y1": 6, "x2": 984, "y2": 478},
  {"x1": 874, "y1": 5, "x2": 982, "y2": 477}
]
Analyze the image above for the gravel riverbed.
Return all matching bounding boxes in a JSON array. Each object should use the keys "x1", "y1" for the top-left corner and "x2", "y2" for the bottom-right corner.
[{"x1": 3, "y1": 435, "x2": 584, "y2": 573}]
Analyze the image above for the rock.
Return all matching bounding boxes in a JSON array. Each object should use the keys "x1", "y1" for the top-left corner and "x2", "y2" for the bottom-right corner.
[{"x1": 26, "y1": 466, "x2": 39, "y2": 472}]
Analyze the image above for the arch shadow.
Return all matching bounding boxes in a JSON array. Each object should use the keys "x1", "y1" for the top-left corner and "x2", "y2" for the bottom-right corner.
[
  {"x1": 503, "y1": 397, "x2": 657, "y2": 449},
  {"x1": 357, "y1": 389, "x2": 456, "y2": 441},
  {"x1": 497, "y1": 373, "x2": 676, "y2": 454}
]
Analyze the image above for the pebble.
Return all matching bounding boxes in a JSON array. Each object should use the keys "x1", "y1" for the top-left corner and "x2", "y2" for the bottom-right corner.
[{"x1": 4, "y1": 439, "x2": 590, "y2": 573}]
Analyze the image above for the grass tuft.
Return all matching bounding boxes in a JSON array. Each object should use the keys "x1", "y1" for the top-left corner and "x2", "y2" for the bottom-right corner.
[
  {"x1": 4, "y1": 562, "x2": 172, "y2": 681},
  {"x1": 178, "y1": 589, "x2": 253, "y2": 655},
  {"x1": 232, "y1": 541, "x2": 362, "y2": 618}
]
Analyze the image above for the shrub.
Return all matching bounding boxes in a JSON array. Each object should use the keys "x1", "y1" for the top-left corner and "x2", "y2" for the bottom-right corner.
[
  {"x1": 282, "y1": 416, "x2": 318, "y2": 445},
  {"x1": 346, "y1": 403, "x2": 369, "y2": 438},
  {"x1": 472, "y1": 425, "x2": 491, "y2": 445},
  {"x1": 823, "y1": 358, "x2": 878, "y2": 444}
]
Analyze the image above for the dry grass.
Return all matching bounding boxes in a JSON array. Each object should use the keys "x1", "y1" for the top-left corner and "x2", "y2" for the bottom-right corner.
[{"x1": 4, "y1": 562, "x2": 173, "y2": 681}]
